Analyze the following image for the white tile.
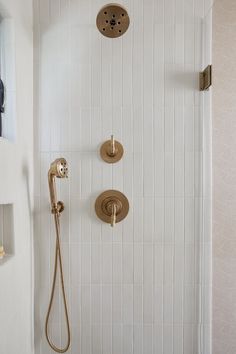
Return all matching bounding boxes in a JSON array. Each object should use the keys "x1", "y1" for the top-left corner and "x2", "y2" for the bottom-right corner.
[
  {"x1": 133, "y1": 198, "x2": 143, "y2": 242},
  {"x1": 164, "y1": 198, "x2": 174, "y2": 243},
  {"x1": 165, "y1": 106, "x2": 174, "y2": 153},
  {"x1": 122, "y1": 32, "x2": 133, "y2": 108},
  {"x1": 175, "y1": 153, "x2": 185, "y2": 197},
  {"x1": 134, "y1": 284, "x2": 143, "y2": 324},
  {"x1": 81, "y1": 243, "x2": 91, "y2": 284},
  {"x1": 113, "y1": 243, "x2": 122, "y2": 284},
  {"x1": 134, "y1": 243, "x2": 143, "y2": 284},
  {"x1": 102, "y1": 285, "x2": 112, "y2": 324},
  {"x1": 165, "y1": 153, "x2": 174, "y2": 197},
  {"x1": 102, "y1": 324, "x2": 112, "y2": 354},
  {"x1": 112, "y1": 324, "x2": 122, "y2": 354},
  {"x1": 143, "y1": 325, "x2": 153, "y2": 354},
  {"x1": 123, "y1": 284, "x2": 133, "y2": 325},
  {"x1": 164, "y1": 285, "x2": 173, "y2": 324},
  {"x1": 123, "y1": 243, "x2": 134, "y2": 283},
  {"x1": 154, "y1": 243, "x2": 164, "y2": 285},
  {"x1": 133, "y1": 325, "x2": 143, "y2": 354},
  {"x1": 81, "y1": 285, "x2": 91, "y2": 324},
  {"x1": 143, "y1": 282, "x2": 153, "y2": 324},
  {"x1": 91, "y1": 243, "x2": 101, "y2": 283},
  {"x1": 163, "y1": 324, "x2": 173, "y2": 354},
  {"x1": 173, "y1": 326, "x2": 183, "y2": 354},
  {"x1": 102, "y1": 243, "x2": 112, "y2": 283},
  {"x1": 123, "y1": 325, "x2": 133, "y2": 354},
  {"x1": 143, "y1": 198, "x2": 154, "y2": 242},
  {"x1": 123, "y1": 107, "x2": 133, "y2": 154},
  {"x1": 112, "y1": 285, "x2": 122, "y2": 323},
  {"x1": 91, "y1": 35, "x2": 102, "y2": 108},
  {"x1": 144, "y1": 243, "x2": 153, "y2": 285},
  {"x1": 81, "y1": 323, "x2": 92, "y2": 354},
  {"x1": 92, "y1": 325, "x2": 102, "y2": 354},
  {"x1": 91, "y1": 285, "x2": 101, "y2": 324},
  {"x1": 133, "y1": 154, "x2": 143, "y2": 197},
  {"x1": 154, "y1": 152, "x2": 164, "y2": 197},
  {"x1": 154, "y1": 198, "x2": 164, "y2": 242}
]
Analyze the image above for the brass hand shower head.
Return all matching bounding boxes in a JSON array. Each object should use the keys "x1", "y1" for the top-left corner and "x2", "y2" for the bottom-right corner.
[
  {"x1": 45, "y1": 158, "x2": 71, "y2": 353},
  {"x1": 48, "y1": 158, "x2": 68, "y2": 215},
  {"x1": 48, "y1": 158, "x2": 68, "y2": 179}
]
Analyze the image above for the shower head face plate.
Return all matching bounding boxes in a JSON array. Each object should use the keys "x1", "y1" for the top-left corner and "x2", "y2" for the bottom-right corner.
[{"x1": 96, "y1": 3, "x2": 130, "y2": 38}]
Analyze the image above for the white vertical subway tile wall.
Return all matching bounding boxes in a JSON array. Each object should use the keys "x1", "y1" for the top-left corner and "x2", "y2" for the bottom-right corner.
[{"x1": 34, "y1": 0, "x2": 212, "y2": 353}]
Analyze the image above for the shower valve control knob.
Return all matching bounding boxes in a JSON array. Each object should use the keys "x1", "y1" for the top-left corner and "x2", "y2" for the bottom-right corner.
[
  {"x1": 95, "y1": 190, "x2": 129, "y2": 227},
  {"x1": 100, "y1": 135, "x2": 124, "y2": 163}
]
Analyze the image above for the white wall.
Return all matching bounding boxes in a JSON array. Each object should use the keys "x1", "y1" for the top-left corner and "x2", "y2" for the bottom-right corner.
[
  {"x1": 34, "y1": 0, "x2": 211, "y2": 353},
  {"x1": 0, "y1": 1, "x2": 33, "y2": 354},
  {"x1": 212, "y1": 1, "x2": 236, "y2": 353}
]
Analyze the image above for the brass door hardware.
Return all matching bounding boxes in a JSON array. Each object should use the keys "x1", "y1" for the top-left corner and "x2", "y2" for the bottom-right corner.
[
  {"x1": 200, "y1": 65, "x2": 212, "y2": 91},
  {"x1": 100, "y1": 135, "x2": 124, "y2": 163},
  {"x1": 95, "y1": 190, "x2": 129, "y2": 227},
  {"x1": 96, "y1": 3, "x2": 130, "y2": 38}
]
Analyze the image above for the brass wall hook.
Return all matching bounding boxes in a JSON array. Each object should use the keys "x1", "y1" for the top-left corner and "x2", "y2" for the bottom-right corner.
[
  {"x1": 100, "y1": 135, "x2": 124, "y2": 163},
  {"x1": 95, "y1": 190, "x2": 129, "y2": 227}
]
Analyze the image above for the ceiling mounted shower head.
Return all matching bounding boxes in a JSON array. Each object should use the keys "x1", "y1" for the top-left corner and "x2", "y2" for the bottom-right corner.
[{"x1": 96, "y1": 3, "x2": 130, "y2": 38}]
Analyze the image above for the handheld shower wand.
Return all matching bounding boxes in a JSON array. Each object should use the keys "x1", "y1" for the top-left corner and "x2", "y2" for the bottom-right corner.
[{"x1": 45, "y1": 158, "x2": 71, "y2": 353}]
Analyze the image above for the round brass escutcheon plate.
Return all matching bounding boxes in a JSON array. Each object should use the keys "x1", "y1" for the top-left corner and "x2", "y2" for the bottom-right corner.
[
  {"x1": 95, "y1": 190, "x2": 129, "y2": 225},
  {"x1": 96, "y1": 3, "x2": 130, "y2": 38},
  {"x1": 100, "y1": 139, "x2": 124, "y2": 163}
]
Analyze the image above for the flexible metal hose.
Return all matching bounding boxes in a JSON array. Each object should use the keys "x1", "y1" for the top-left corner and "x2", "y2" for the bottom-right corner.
[{"x1": 45, "y1": 212, "x2": 71, "y2": 353}]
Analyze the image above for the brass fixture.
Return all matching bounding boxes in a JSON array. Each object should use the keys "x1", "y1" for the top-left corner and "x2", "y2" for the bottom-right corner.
[
  {"x1": 0, "y1": 246, "x2": 5, "y2": 259},
  {"x1": 46, "y1": 158, "x2": 71, "y2": 353},
  {"x1": 95, "y1": 190, "x2": 129, "y2": 227},
  {"x1": 100, "y1": 135, "x2": 124, "y2": 163},
  {"x1": 200, "y1": 65, "x2": 212, "y2": 91},
  {"x1": 96, "y1": 3, "x2": 130, "y2": 38}
]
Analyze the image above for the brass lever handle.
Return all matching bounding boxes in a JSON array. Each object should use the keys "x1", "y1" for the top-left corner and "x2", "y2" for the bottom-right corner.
[
  {"x1": 109, "y1": 135, "x2": 116, "y2": 156},
  {"x1": 100, "y1": 136, "x2": 124, "y2": 163},
  {"x1": 111, "y1": 203, "x2": 117, "y2": 227}
]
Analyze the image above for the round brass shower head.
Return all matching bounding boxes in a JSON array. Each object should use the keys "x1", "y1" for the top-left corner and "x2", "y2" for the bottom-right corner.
[{"x1": 96, "y1": 3, "x2": 130, "y2": 38}]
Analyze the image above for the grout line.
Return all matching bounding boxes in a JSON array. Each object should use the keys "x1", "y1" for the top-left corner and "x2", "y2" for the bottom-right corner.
[
  {"x1": 173, "y1": 0, "x2": 176, "y2": 352},
  {"x1": 163, "y1": 0, "x2": 166, "y2": 351},
  {"x1": 141, "y1": 0, "x2": 144, "y2": 352}
]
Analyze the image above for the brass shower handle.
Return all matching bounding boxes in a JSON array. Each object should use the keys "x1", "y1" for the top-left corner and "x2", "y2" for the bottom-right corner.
[
  {"x1": 95, "y1": 190, "x2": 129, "y2": 227},
  {"x1": 105, "y1": 200, "x2": 117, "y2": 227},
  {"x1": 100, "y1": 135, "x2": 124, "y2": 163},
  {"x1": 111, "y1": 203, "x2": 117, "y2": 227},
  {"x1": 109, "y1": 135, "x2": 116, "y2": 156}
]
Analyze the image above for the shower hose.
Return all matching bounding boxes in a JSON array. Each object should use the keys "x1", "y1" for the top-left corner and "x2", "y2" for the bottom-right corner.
[{"x1": 45, "y1": 212, "x2": 71, "y2": 353}]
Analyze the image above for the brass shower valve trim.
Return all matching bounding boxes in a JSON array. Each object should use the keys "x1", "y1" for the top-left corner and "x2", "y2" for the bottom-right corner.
[
  {"x1": 100, "y1": 135, "x2": 124, "y2": 163},
  {"x1": 95, "y1": 190, "x2": 129, "y2": 227}
]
